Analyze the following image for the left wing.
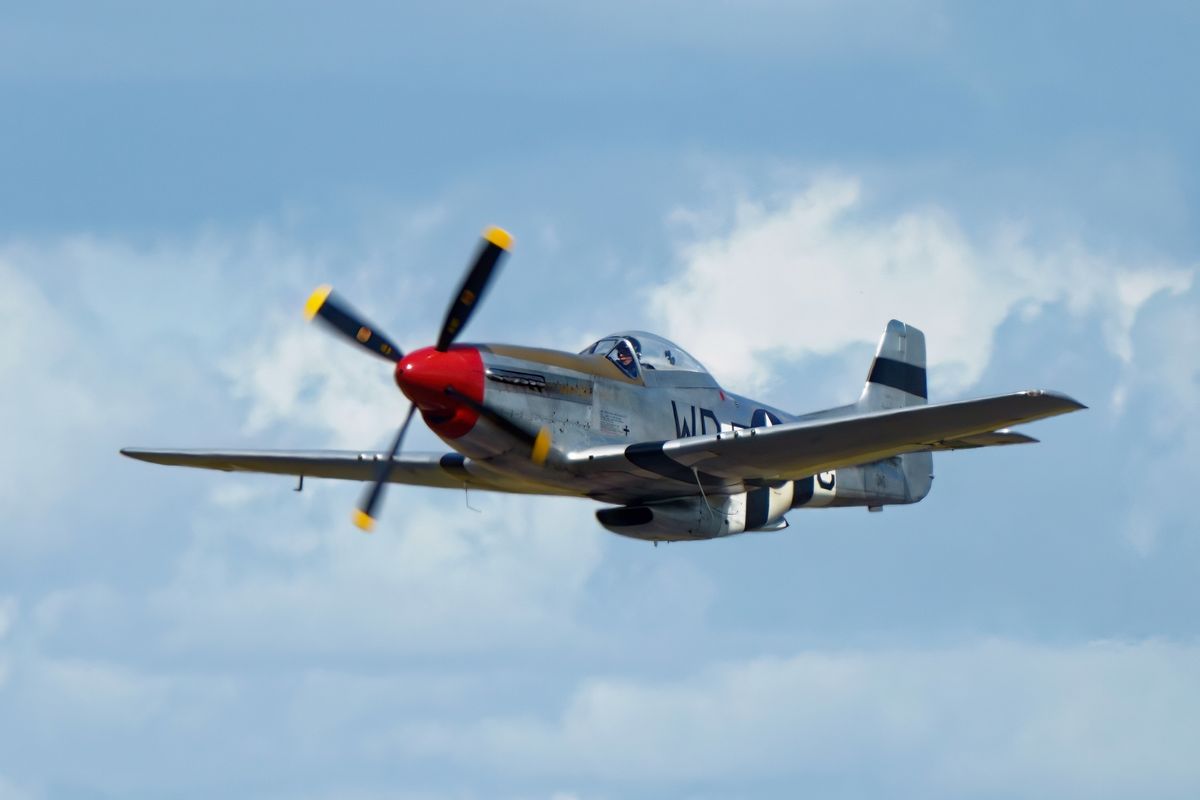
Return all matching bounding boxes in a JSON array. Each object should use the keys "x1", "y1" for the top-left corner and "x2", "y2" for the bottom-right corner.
[
  {"x1": 569, "y1": 390, "x2": 1084, "y2": 486},
  {"x1": 120, "y1": 448, "x2": 570, "y2": 495}
]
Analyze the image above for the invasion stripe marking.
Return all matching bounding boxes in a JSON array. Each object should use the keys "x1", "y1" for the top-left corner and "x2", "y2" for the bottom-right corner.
[
  {"x1": 868, "y1": 357, "x2": 927, "y2": 399},
  {"x1": 791, "y1": 476, "x2": 815, "y2": 508},
  {"x1": 745, "y1": 487, "x2": 771, "y2": 530}
]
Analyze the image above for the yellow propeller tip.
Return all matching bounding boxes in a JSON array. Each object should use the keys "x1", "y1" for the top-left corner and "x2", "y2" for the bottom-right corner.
[
  {"x1": 531, "y1": 427, "x2": 552, "y2": 466},
  {"x1": 303, "y1": 284, "x2": 333, "y2": 321},
  {"x1": 483, "y1": 226, "x2": 514, "y2": 251},
  {"x1": 351, "y1": 509, "x2": 376, "y2": 532}
]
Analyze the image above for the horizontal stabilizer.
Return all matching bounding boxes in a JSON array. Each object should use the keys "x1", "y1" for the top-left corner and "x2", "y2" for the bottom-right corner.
[{"x1": 926, "y1": 429, "x2": 1038, "y2": 451}]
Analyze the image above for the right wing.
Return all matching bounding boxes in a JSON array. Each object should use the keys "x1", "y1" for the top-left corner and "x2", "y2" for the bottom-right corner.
[
  {"x1": 570, "y1": 390, "x2": 1083, "y2": 488},
  {"x1": 120, "y1": 448, "x2": 571, "y2": 496}
]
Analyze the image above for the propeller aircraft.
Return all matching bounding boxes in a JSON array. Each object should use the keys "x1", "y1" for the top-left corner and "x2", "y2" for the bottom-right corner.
[{"x1": 122, "y1": 227, "x2": 1085, "y2": 541}]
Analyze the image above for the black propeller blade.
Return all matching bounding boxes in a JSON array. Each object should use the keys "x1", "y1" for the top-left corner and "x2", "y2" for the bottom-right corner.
[
  {"x1": 304, "y1": 285, "x2": 403, "y2": 363},
  {"x1": 436, "y1": 226, "x2": 512, "y2": 351},
  {"x1": 445, "y1": 386, "x2": 552, "y2": 466},
  {"x1": 352, "y1": 404, "x2": 419, "y2": 532}
]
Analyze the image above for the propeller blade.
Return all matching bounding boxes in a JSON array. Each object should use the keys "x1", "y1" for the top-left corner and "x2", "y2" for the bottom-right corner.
[
  {"x1": 352, "y1": 404, "x2": 419, "y2": 532},
  {"x1": 444, "y1": 385, "x2": 552, "y2": 466},
  {"x1": 435, "y1": 227, "x2": 512, "y2": 352},
  {"x1": 304, "y1": 285, "x2": 403, "y2": 363}
]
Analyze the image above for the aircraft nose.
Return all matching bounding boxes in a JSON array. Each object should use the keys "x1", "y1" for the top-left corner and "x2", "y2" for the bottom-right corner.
[{"x1": 394, "y1": 346, "x2": 484, "y2": 439}]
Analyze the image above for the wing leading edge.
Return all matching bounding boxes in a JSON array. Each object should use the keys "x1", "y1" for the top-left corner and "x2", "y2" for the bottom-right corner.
[
  {"x1": 119, "y1": 448, "x2": 568, "y2": 496},
  {"x1": 571, "y1": 390, "x2": 1084, "y2": 483}
]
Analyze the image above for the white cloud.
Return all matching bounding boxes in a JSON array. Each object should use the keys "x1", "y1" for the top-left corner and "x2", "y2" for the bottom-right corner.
[
  {"x1": 0, "y1": 222, "x2": 437, "y2": 552},
  {"x1": 21, "y1": 658, "x2": 172, "y2": 730},
  {"x1": 4, "y1": 191, "x2": 1196, "y2": 798},
  {"x1": 648, "y1": 177, "x2": 1195, "y2": 394},
  {"x1": 0, "y1": 232, "x2": 315, "y2": 551},
  {"x1": 391, "y1": 638, "x2": 1200, "y2": 798},
  {"x1": 149, "y1": 492, "x2": 603, "y2": 657},
  {"x1": 7, "y1": 636, "x2": 1198, "y2": 797},
  {"x1": 221, "y1": 319, "x2": 406, "y2": 448},
  {"x1": 1115, "y1": 288, "x2": 1200, "y2": 553},
  {"x1": 0, "y1": 260, "x2": 112, "y2": 541},
  {"x1": 156, "y1": 265, "x2": 610, "y2": 655},
  {"x1": 0, "y1": 222, "x2": 615, "y2": 658}
]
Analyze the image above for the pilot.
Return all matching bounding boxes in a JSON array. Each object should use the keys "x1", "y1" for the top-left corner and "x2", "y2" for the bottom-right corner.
[{"x1": 611, "y1": 341, "x2": 638, "y2": 377}]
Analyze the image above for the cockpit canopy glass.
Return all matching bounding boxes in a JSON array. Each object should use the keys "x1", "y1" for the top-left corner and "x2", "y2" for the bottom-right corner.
[{"x1": 579, "y1": 331, "x2": 708, "y2": 374}]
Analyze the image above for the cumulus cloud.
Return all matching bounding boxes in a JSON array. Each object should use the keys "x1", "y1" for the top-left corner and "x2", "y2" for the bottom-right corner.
[
  {"x1": 1115, "y1": 286, "x2": 1200, "y2": 553},
  {"x1": 0, "y1": 232, "x2": 317, "y2": 551},
  {"x1": 150, "y1": 493, "x2": 603, "y2": 657},
  {"x1": 0, "y1": 222, "x2": 618, "y2": 659},
  {"x1": 11, "y1": 635, "x2": 1197, "y2": 798},
  {"x1": 0, "y1": 224, "x2": 619, "y2": 796},
  {"x1": 648, "y1": 178, "x2": 1195, "y2": 394},
  {"x1": 0, "y1": 260, "x2": 113, "y2": 542},
  {"x1": 0, "y1": 222, "x2": 439, "y2": 550},
  {"x1": 4, "y1": 195, "x2": 1196, "y2": 798},
  {"x1": 390, "y1": 638, "x2": 1200, "y2": 798},
  {"x1": 221, "y1": 320, "x2": 406, "y2": 448}
]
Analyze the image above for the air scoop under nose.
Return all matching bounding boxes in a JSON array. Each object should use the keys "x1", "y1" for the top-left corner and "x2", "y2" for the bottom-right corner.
[{"x1": 394, "y1": 346, "x2": 484, "y2": 439}]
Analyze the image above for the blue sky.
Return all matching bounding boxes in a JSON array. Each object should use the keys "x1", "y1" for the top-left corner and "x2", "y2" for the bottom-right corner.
[{"x1": 2, "y1": 2, "x2": 1199, "y2": 798}]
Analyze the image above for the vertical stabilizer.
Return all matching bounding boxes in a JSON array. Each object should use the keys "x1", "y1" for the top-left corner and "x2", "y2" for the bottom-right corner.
[
  {"x1": 858, "y1": 319, "x2": 928, "y2": 411},
  {"x1": 854, "y1": 320, "x2": 932, "y2": 503}
]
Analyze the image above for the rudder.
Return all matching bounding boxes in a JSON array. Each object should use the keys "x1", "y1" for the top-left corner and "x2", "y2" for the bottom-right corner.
[
  {"x1": 856, "y1": 320, "x2": 932, "y2": 503},
  {"x1": 858, "y1": 319, "x2": 927, "y2": 411}
]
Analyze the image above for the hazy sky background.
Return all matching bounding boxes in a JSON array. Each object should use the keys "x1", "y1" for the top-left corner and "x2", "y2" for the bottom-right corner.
[{"x1": 2, "y1": 2, "x2": 1199, "y2": 798}]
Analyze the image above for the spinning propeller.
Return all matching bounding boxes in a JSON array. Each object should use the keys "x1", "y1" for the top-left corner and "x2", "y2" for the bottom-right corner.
[{"x1": 304, "y1": 227, "x2": 550, "y2": 531}]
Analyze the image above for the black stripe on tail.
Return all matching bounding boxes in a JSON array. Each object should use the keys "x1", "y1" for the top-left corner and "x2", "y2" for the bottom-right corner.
[{"x1": 868, "y1": 357, "x2": 927, "y2": 399}]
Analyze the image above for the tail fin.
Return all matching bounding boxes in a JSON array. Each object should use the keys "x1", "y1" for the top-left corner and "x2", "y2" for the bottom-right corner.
[
  {"x1": 855, "y1": 320, "x2": 932, "y2": 504},
  {"x1": 858, "y1": 319, "x2": 927, "y2": 411}
]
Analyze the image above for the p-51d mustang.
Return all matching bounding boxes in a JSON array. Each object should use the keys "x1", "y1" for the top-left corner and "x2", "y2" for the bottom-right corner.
[{"x1": 122, "y1": 227, "x2": 1085, "y2": 541}]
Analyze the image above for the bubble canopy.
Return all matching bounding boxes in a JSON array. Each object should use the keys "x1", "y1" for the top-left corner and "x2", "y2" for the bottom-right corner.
[{"x1": 580, "y1": 331, "x2": 708, "y2": 374}]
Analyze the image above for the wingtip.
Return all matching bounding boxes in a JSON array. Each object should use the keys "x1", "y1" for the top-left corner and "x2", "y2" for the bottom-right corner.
[
  {"x1": 1024, "y1": 389, "x2": 1087, "y2": 411},
  {"x1": 1053, "y1": 392, "x2": 1088, "y2": 411}
]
